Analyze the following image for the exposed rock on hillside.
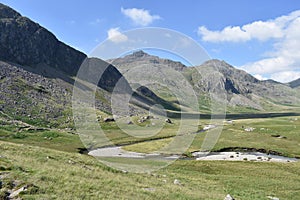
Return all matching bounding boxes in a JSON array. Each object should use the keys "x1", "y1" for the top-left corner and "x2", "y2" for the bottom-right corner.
[
  {"x1": 289, "y1": 78, "x2": 300, "y2": 88},
  {"x1": 0, "y1": 3, "x2": 86, "y2": 75}
]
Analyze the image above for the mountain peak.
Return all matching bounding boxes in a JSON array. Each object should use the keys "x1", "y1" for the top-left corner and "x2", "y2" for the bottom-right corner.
[
  {"x1": 202, "y1": 59, "x2": 234, "y2": 69},
  {"x1": 110, "y1": 50, "x2": 187, "y2": 72},
  {"x1": 0, "y1": 3, "x2": 21, "y2": 19},
  {"x1": 130, "y1": 50, "x2": 149, "y2": 58}
]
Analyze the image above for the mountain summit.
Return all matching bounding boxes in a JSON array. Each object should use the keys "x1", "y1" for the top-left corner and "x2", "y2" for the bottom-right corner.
[
  {"x1": 109, "y1": 50, "x2": 187, "y2": 72},
  {"x1": 110, "y1": 51, "x2": 300, "y2": 112}
]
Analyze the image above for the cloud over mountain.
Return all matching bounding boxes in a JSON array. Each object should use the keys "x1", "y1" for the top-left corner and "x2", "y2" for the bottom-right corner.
[{"x1": 198, "y1": 10, "x2": 300, "y2": 83}]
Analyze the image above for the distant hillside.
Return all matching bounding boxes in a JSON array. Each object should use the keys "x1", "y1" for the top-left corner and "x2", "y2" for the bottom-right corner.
[
  {"x1": 109, "y1": 51, "x2": 300, "y2": 113},
  {"x1": 289, "y1": 78, "x2": 300, "y2": 88}
]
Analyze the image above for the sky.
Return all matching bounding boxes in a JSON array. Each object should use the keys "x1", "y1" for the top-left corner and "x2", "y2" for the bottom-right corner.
[{"x1": 2, "y1": 0, "x2": 300, "y2": 83}]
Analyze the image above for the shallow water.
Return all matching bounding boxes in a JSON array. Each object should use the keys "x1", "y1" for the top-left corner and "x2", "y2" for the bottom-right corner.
[{"x1": 89, "y1": 147, "x2": 298, "y2": 162}]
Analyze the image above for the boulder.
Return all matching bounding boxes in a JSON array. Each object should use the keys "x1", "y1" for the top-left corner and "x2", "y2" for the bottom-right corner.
[
  {"x1": 9, "y1": 185, "x2": 28, "y2": 199},
  {"x1": 165, "y1": 118, "x2": 172, "y2": 123},
  {"x1": 224, "y1": 194, "x2": 235, "y2": 200},
  {"x1": 103, "y1": 117, "x2": 115, "y2": 122},
  {"x1": 267, "y1": 196, "x2": 280, "y2": 200},
  {"x1": 173, "y1": 179, "x2": 181, "y2": 185}
]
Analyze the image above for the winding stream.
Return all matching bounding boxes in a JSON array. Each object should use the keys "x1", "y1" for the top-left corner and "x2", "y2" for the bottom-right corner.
[{"x1": 89, "y1": 146, "x2": 298, "y2": 162}]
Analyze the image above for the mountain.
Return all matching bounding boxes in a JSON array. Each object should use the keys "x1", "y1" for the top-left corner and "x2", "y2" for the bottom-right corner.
[
  {"x1": 108, "y1": 50, "x2": 186, "y2": 73},
  {"x1": 0, "y1": 3, "x2": 140, "y2": 127},
  {"x1": 0, "y1": 3, "x2": 86, "y2": 75},
  {"x1": 192, "y1": 60, "x2": 300, "y2": 109},
  {"x1": 289, "y1": 78, "x2": 300, "y2": 88},
  {"x1": 0, "y1": 3, "x2": 181, "y2": 127},
  {"x1": 109, "y1": 51, "x2": 300, "y2": 113},
  {"x1": 1, "y1": 2, "x2": 299, "y2": 129}
]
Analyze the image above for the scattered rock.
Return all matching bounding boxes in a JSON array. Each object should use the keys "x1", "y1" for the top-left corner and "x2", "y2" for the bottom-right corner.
[
  {"x1": 173, "y1": 179, "x2": 182, "y2": 185},
  {"x1": 68, "y1": 160, "x2": 76, "y2": 165},
  {"x1": 271, "y1": 135, "x2": 287, "y2": 139},
  {"x1": 203, "y1": 124, "x2": 216, "y2": 131},
  {"x1": 143, "y1": 187, "x2": 156, "y2": 192},
  {"x1": 103, "y1": 117, "x2": 115, "y2": 122},
  {"x1": 267, "y1": 196, "x2": 280, "y2": 200},
  {"x1": 165, "y1": 118, "x2": 172, "y2": 124},
  {"x1": 244, "y1": 127, "x2": 255, "y2": 132},
  {"x1": 142, "y1": 115, "x2": 153, "y2": 120},
  {"x1": 9, "y1": 185, "x2": 28, "y2": 199},
  {"x1": 224, "y1": 194, "x2": 235, "y2": 200}
]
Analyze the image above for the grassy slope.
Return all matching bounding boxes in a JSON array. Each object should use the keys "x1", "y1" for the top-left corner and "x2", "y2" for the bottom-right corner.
[
  {"x1": 124, "y1": 116, "x2": 300, "y2": 158},
  {"x1": 1, "y1": 115, "x2": 300, "y2": 199},
  {"x1": 1, "y1": 141, "x2": 300, "y2": 199}
]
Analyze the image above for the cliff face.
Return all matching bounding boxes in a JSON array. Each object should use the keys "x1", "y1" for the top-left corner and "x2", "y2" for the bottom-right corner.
[{"x1": 0, "y1": 3, "x2": 86, "y2": 75}]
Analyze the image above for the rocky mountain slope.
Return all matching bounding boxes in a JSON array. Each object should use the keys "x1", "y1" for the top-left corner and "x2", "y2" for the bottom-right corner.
[
  {"x1": 0, "y1": 3, "x2": 139, "y2": 127},
  {"x1": 0, "y1": 3, "x2": 179, "y2": 127},
  {"x1": 109, "y1": 51, "x2": 300, "y2": 112},
  {"x1": 289, "y1": 78, "x2": 300, "y2": 88},
  {"x1": 0, "y1": 3, "x2": 86, "y2": 76}
]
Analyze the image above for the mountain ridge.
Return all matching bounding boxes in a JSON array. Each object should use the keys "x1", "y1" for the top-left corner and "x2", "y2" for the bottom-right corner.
[{"x1": 109, "y1": 50, "x2": 300, "y2": 112}]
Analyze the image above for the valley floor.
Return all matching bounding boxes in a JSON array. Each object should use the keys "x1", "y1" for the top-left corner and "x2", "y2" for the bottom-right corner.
[{"x1": 1, "y1": 114, "x2": 300, "y2": 199}]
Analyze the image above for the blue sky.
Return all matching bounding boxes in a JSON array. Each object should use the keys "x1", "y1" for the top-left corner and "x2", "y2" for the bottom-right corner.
[{"x1": 2, "y1": 0, "x2": 300, "y2": 82}]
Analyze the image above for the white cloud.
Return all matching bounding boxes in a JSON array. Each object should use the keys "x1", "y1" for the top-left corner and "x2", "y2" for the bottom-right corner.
[
  {"x1": 197, "y1": 10, "x2": 300, "y2": 43},
  {"x1": 241, "y1": 56, "x2": 294, "y2": 74},
  {"x1": 198, "y1": 20, "x2": 283, "y2": 43},
  {"x1": 254, "y1": 74, "x2": 267, "y2": 81},
  {"x1": 121, "y1": 7, "x2": 160, "y2": 26},
  {"x1": 198, "y1": 26, "x2": 250, "y2": 42},
  {"x1": 107, "y1": 28, "x2": 128, "y2": 43},
  {"x1": 198, "y1": 10, "x2": 300, "y2": 83},
  {"x1": 270, "y1": 71, "x2": 300, "y2": 83}
]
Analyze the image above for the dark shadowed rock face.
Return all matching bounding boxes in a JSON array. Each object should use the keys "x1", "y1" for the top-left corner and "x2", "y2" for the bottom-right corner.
[
  {"x1": 0, "y1": 3, "x2": 86, "y2": 75},
  {"x1": 289, "y1": 78, "x2": 300, "y2": 88},
  {"x1": 79, "y1": 57, "x2": 132, "y2": 93}
]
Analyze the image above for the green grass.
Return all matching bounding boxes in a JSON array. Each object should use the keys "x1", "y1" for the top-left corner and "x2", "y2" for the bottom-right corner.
[
  {"x1": 124, "y1": 116, "x2": 300, "y2": 158},
  {"x1": 1, "y1": 114, "x2": 300, "y2": 199},
  {"x1": 1, "y1": 141, "x2": 300, "y2": 199},
  {"x1": 0, "y1": 122, "x2": 84, "y2": 153}
]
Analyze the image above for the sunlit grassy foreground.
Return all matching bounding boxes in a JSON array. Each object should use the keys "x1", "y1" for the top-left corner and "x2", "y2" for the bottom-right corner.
[
  {"x1": 1, "y1": 141, "x2": 300, "y2": 199},
  {"x1": 0, "y1": 114, "x2": 300, "y2": 199}
]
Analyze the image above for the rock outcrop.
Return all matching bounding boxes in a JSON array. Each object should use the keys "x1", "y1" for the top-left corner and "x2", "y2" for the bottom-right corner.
[{"x1": 0, "y1": 3, "x2": 86, "y2": 75}]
